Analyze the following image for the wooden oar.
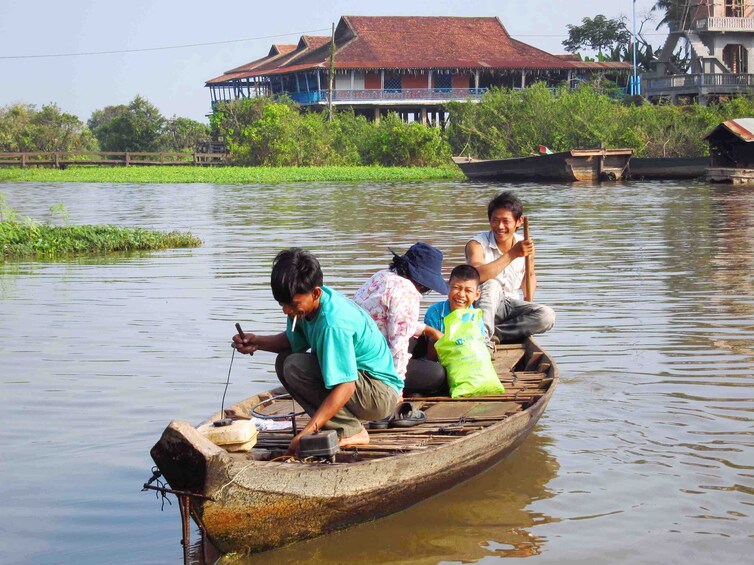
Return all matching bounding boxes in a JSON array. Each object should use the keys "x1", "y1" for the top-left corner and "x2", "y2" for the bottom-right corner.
[{"x1": 523, "y1": 217, "x2": 534, "y2": 301}]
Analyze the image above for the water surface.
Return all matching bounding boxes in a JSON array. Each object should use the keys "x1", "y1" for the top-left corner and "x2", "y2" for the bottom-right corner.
[{"x1": 1, "y1": 180, "x2": 752, "y2": 563}]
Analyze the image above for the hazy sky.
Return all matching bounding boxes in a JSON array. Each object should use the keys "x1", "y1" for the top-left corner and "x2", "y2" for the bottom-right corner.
[{"x1": 0, "y1": 0, "x2": 663, "y2": 123}]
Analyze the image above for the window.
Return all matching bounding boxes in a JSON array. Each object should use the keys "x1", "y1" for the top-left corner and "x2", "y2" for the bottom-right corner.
[
  {"x1": 384, "y1": 75, "x2": 402, "y2": 93},
  {"x1": 434, "y1": 73, "x2": 452, "y2": 92}
]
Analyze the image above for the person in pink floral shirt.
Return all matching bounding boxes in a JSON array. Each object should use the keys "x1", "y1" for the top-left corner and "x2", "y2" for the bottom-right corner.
[{"x1": 354, "y1": 242, "x2": 448, "y2": 395}]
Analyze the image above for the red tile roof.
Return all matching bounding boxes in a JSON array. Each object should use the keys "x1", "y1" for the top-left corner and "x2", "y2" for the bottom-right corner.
[{"x1": 207, "y1": 16, "x2": 630, "y2": 84}]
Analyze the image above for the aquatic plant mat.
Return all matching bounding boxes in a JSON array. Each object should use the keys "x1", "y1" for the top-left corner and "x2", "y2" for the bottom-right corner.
[
  {"x1": 0, "y1": 166, "x2": 463, "y2": 184},
  {"x1": 1, "y1": 221, "x2": 201, "y2": 258}
]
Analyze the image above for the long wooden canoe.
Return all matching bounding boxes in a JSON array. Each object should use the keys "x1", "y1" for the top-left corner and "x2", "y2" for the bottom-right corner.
[
  {"x1": 150, "y1": 338, "x2": 558, "y2": 555},
  {"x1": 453, "y1": 149, "x2": 633, "y2": 182}
]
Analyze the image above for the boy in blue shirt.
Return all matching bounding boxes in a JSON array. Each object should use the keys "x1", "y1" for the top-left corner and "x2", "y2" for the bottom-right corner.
[
  {"x1": 424, "y1": 264, "x2": 485, "y2": 335},
  {"x1": 407, "y1": 265, "x2": 485, "y2": 395},
  {"x1": 232, "y1": 248, "x2": 401, "y2": 455}
]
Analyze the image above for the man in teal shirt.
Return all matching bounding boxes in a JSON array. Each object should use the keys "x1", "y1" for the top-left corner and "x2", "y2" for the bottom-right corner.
[{"x1": 233, "y1": 248, "x2": 401, "y2": 455}]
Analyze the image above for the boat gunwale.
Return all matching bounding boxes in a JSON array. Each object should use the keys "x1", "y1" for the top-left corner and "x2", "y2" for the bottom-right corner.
[{"x1": 188, "y1": 340, "x2": 559, "y2": 473}]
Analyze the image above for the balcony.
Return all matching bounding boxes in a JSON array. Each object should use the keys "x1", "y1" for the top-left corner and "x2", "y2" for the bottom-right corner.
[
  {"x1": 644, "y1": 73, "x2": 754, "y2": 99},
  {"x1": 289, "y1": 88, "x2": 487, "y2": 106},
  {"x1": 694, "y1": 17, "x2": 754, "y2": 32}
]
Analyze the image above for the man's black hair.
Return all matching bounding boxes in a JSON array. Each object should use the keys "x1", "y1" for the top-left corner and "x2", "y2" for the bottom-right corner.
[
  {"x1": 487, "y1": 191, "x2": 524, "y2": 220},
  {"x1": 270, "y1": 248, "x2": 323, "y2": 304},
  {"x1": 449, "y1": 264, "x2": 480, "y2": 285}
]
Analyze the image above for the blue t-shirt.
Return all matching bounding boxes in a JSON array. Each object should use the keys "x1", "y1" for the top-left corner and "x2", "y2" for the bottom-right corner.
[
  {"x1": 424, "y1": 300, "x2": 486, "y2": 335},
  {"x1": 286, "y1": 285, "x2": 402, "y2": 393}
]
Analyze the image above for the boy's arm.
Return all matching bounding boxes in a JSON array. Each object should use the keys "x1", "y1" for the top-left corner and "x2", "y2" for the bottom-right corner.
[{"x1": 466, "y1": 240, "x2": 529, "y2": 283}]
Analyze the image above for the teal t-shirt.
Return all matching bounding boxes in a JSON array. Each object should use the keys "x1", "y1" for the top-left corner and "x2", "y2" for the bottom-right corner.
[{"x1": 285, "y1": 285, "x2": 402, "y2": 393}]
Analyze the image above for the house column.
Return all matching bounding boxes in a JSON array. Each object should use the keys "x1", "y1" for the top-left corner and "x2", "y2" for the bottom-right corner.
[
  {"x1": 428, "y1": 70, "x2": 433, "y2": 91},
  {"x1": 317, "y1": 71, "x2": 321, "y2": 93},
  {"x1": 421, "y1": 107, "x2": 427, "y2": 125},
  {"x1": 474, "y1": 70, "x2": 480, "y2": 90},
  {"x1": 380, "y1": 70, "x2": 385, "y2": 90},
  {"x1": 521, "y1": 70, "x2": 526, "y2": 89},
  {"x1": 350, "y1": 70, "x2": 354, "y2": 90},
  {"x1": 567, "y1": 69, "x2": 573, "y2": 88},
  {"x1": 374, "y1": 107, "x2": 380, "y2": 124}
]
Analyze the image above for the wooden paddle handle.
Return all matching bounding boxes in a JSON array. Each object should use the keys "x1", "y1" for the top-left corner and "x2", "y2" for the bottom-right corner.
[{"x1": 523, "y1": 217, "x2": 534, "y2": 302}]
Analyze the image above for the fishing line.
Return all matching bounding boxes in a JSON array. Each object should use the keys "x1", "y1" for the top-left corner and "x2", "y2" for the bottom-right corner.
[{"x1": 214, "y1": 344, "x2": 236, "y2": 427}]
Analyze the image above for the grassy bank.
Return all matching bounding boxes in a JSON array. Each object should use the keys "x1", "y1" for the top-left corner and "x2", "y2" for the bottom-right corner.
[{"x1": 0, "y1": 165, "x2": 463, "y2": 184}]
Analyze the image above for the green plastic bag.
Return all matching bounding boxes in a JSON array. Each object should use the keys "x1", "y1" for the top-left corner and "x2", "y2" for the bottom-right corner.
[{"x1": 434, "y1": 308, "x2": 504, "y2": 398}]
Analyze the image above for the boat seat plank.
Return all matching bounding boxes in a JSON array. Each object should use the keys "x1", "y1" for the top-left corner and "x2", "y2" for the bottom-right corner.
[
  {"x1": 423, "y1": 402, "x2": 482, "y2": 420},
  {"x1": 493, "y1": 350, "x2": 526, "y2": 372},
  {"x1": 464, "y1": 402, "x2": 522, "y2": 419},
  {"x1": 524, "y1": 352, "x2": 544, "y2": 371}
]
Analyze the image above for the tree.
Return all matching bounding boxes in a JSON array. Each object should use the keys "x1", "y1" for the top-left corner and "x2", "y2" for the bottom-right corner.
[
  {"x1": 563, "y1": 15, "x2": 631, "y2": 59},
  {"x1": 159, "y1": 116, "x2": 210, "y2": 152},
  {"x1": 89, "y1": 95, "x2": 165, "y2": 151},
  {"x1": 0, "y1": 103, "x2": 96, "y2": 152},
  {"x1": 652, "y1": 0, "x2": 687, "y2": 31}
]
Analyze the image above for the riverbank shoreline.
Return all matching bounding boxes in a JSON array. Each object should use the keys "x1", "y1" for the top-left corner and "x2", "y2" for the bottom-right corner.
[{"x1": 0, "y1": 165, "x2": 464, "y2": 184}]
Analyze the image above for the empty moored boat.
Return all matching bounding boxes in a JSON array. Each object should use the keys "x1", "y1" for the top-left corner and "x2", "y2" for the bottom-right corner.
[{"x1": 453, "y1": 148, "x2": 634, "y2": 182}]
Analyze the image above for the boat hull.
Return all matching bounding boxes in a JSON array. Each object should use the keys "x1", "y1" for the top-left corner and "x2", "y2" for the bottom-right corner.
[
  {"x1": 453, "y1": 149, "x2": 633, "y2": 182},
  {"x1": 151, "y1": 339, "x2": 558, "y2": 554},
  {"x1": 628, "y1": 157, "x2": 708, "y2": 180}
]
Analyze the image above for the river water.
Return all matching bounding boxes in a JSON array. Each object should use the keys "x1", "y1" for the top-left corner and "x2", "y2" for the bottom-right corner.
[{"x1": 0, "y1": 180, "x2": 752, "y2": 564}]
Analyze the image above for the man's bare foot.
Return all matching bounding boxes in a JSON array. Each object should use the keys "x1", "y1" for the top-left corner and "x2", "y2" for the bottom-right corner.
[{"x1": 339, "y1": 428, "x2": 370, "y2": 448}]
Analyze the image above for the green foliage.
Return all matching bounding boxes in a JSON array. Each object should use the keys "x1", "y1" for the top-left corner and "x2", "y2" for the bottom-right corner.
[
  {"x1": 0, "y1": 165, "x2": 462, "y2": 184},
  {"x1": 1, "y1": 199, "x2": 201, "y2": 259},
  {"x1": 159, "y1": 116, "x2": 211, "y2": 152},
  {"x1": 446, "y1": 83, "x2": 754, "y2": 159},
  {"x1": 0, "y1": 103, "x2": 97, "y2": 152},
  {"x1": 88, "y1": 96, "x2": 166, "y2": 152},
  {"x1": 211, "y1": 97, "x2": 450, "y2": 167},
  {"x1": 563, "y1": 15, "x2": 631, "y2": 57}
]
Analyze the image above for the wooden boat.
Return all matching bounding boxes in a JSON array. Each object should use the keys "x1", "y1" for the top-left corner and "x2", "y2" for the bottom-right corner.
[
  {"x1": 627, "y1": 156, "x2": 708, "y2": 180},
  {"x1": 453, "y1": 148, "x2": 633, "y2": 182},
  {"x1": 150, "y1": 338, "x2": 558, "y2": 555}
]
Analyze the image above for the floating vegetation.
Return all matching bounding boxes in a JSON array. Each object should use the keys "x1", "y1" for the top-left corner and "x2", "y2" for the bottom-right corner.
[
  {"x1": 0, "y1": 196, "x2": 201, "y2": 259},
  {"x1": 0, "y1": 165, "x2": 463, "y2": 184}
]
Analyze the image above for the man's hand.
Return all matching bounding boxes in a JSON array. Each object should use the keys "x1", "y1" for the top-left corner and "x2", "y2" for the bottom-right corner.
[
  {"x1": 232, "y1": 332, "x2": 260, "y2": 355},
  {"x1": 287, "y1": 431, "x2": 306, "y2": 457},
  {"x1": 512, "y1": 239, "x2": 535, "y2": 259}
]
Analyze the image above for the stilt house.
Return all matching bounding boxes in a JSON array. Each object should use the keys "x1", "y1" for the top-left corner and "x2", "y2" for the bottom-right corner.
[{"x1": 206, "y1": 15, "x2": 630, "y2": 123}]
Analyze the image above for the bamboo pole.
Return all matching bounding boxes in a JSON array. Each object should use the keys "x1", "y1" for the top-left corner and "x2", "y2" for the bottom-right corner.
[{"x1": 523, "y1": 217, "x2": 534, "y2": 301}]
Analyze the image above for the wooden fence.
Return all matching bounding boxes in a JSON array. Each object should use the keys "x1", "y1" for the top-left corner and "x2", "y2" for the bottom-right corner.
[{"x1": 0, "y1": 151, "x2": 228, "y2": 168}]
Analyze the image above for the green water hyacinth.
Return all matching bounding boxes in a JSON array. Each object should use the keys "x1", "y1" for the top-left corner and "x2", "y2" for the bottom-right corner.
[
  {"x1": 0, "y1": 165, "x2": 462, "y2": 184},
  {"x1": 1, "y1": 220, "x2": 201, "y2": 258}
]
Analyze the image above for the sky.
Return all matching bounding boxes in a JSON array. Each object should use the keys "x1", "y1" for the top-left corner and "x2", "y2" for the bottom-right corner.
[{"x1": 0, "y1": 0, "x2": 664, "y2": 124}]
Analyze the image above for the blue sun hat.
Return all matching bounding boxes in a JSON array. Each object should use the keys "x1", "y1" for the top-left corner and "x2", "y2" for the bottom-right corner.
[{"x1": 390, "y1": 242, "x2": 449, "y2": 294}]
